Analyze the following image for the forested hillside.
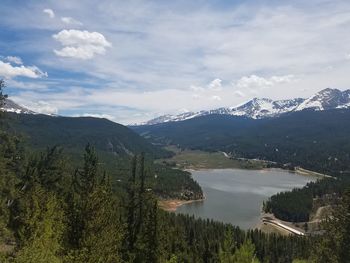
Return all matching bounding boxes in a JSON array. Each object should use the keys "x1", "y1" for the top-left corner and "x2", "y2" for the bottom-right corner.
[
  {"x1": 1, "y1": 80, "x2": 350, "y2": 262},
  {"x1": 133, "y1": 110, "x2": 350, "y2": 176},
  {"x1": 4, "y1": 112, "x2": 171, "y2": 159},
  {"x1": 0, "y1": 118, "x2": 349, "y2": 262},
  {"x1": 0, "y1": 112, "x2": 204, "y2": 204},
  {"x1": 263, "y1": 176, "x2": 350, "y2": 222}
]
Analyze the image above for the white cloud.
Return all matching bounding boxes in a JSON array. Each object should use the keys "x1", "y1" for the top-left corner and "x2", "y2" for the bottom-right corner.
[
  {"x1": 233, "y1": 90, "x2": 245, "y2": 97},
  {"x1": 4, "y1": 1, "x2": 350, "y2": 123},
  {"x1": 7, "y1": 79, "x2": 48, "y2": 90},
  {"x1": 211, "y1": 95, "x2": 221, "y2": 101},
  {"x1": 6, "y1": 56, "x2": 23, "y2": 65},
  {"x1": 235, "y1": 75, "x2": 295, "y2": 90},
  {"x1": 346, "y1": 54, "x2": 350, "y2": 60},
  {"x1": 61, "y1": 17, "x2": 83, "y2": 26},
  {"x1": 0, "y1": 60, "x2": 47, "y2": 79},
  {"x1": 52, "y1": 29, "x2": 111, "y2": 59},
  {"x1": 208, "y1": 78, "x2": 223, "y2": 91},
  {"x1": 75, "y1": 113, "x2": 115, "y2": 120},
  {"x1": 22, "y1": 100, "x2": 57, "y2": 115},
  {"x1": 43, "y1": 8, "x2": 55, "y2": 18},
  {"x1": 192, "y1": 94, "x2": 200, "y2": 100},
  {"x1": 189, "y1": 85, "x2": 204, "y2": 92},
  {"x1": 270, "y1": 75, "x2": 295, "y2": 83}
]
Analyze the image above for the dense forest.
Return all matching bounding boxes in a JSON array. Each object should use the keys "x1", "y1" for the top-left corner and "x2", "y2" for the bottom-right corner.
[
  {"x1": 1, "y1": 111, "x2": 203, "y2": 202},
  {"x1": 263, "y1": 176, "x2": 350, "y2": 222},
  {"x1": 1, "y1": 79, "x2": 350, "y2": 262},
  {"x1": 133, "y1": 111, "x2": 350, "y2": 176},
  {"x1": 0, "y1": 122, "x2": 309, "y2": 262}
]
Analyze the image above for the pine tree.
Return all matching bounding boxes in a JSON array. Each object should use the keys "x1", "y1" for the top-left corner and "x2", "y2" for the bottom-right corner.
[
  {"x1": 311, "y1": 187, "x2": 350, "y2": 263},
  {"x1": 136, "y1": 199, "x2": 159, "y2": 263},
  {"x1": 219, "y1": 227, "x2": 236, "y2": 263},
  {"x1": 14, "y1": 185, "x2": 65, "y2": 263},
  {"x1": 66, "y1": 144, "x2": 123, "y2": 263},
  {"x1": 124, "y1": 154, "x2": 162, "y2": 262},
  {"x1": 232, "y1": 239, "x2": 260, "y2": 263},
  {"x1": 125, "y1": 155, "x2": 137, "y2": 257}
]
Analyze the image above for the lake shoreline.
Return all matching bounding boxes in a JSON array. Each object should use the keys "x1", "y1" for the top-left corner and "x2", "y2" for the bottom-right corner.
[
  {"x1": 167, "y1": 168, "x2": 319, "y2": 229},
  {"x1": 158, "y1": 198, "x2": 205, "y2": 212}
]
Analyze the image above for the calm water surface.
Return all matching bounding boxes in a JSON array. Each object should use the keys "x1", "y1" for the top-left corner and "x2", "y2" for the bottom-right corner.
[{"x1": 176, "y1": 169, "x2": 318, "y2": 229}]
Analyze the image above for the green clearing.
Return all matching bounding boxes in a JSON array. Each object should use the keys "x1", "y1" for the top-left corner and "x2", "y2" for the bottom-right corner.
[{"x1": 156, "y1": 146, "x2": 267, "y2": 170}]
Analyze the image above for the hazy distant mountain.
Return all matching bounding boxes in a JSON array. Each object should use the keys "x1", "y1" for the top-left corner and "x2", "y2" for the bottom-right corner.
[{"x1": 139, "y1": 88, "x2": 350, "y2": 125}]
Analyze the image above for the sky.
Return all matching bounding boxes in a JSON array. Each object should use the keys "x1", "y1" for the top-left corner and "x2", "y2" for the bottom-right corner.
[{"x1": 0, "y1": 0, "x2": 350, "y2": 124}]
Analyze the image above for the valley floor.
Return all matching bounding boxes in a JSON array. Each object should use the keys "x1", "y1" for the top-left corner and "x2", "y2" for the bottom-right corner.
[{"x1": 156, "y1": 146, "x2": 268, "y2": 170}]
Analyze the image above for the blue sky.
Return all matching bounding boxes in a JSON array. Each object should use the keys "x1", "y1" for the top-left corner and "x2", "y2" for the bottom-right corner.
[{"x1": 0, "y1": 0, "x2": 350, "y2": 124}]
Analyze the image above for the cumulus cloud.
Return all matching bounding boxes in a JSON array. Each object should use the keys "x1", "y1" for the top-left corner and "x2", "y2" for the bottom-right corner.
[
  {"x1": 43, "y1": 8, "x2": 55, "y2": 18},
  {"x1": 52, "y1": 29, "x2": 111, "y2": 59},
  {"x1": 6, "y1": 56, "x2": 23, "y2": 65},
  {"x1": 189, "y1": 85, "x2": 204, "y2": 92},
  {"x1": 5, "y1": 1, "x2": 350, "y2": 124},
  {"x1": 208, "y1": 78, "x2": 223, "y2": 91},
  {"x1": 22, "y1": 100, "x2": 57, "y2": 115},
  {"x1": 233, "y1": 90, "x2": 245, "y2": 97},
  {"x1": 235, "y1": 75, "x2": 295, "y2": 90},
  {"x1": 61, "y1": 17, "x2": 83, "y2": 26},
  {"x1": 0, "y1": 60, "x2": 47, "y2": 79},
  {"x1": 190, "y1": 79, "x2": 222, "y2": 93},
  {"x1": 211, "y1": 95, "x2": 221, "y2": 101}
]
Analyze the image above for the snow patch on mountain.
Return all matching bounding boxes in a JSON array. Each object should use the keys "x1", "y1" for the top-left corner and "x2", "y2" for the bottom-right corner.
[
  {"x1": 1, "y1": 99, "x2": 34, "y2": 114},
  {"x1": 139, "y1": 88, "x2": 350, "y2": 125}
]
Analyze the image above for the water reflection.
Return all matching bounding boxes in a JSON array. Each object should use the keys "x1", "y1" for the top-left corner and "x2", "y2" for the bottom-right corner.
[{"x1": 176, "y1": 169, "x2": 317, "y2": 229}]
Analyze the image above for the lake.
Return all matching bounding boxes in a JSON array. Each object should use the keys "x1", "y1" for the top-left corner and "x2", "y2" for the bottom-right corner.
[{"x1": 176, "y1": 168, "x2": 318, "y2": 229}]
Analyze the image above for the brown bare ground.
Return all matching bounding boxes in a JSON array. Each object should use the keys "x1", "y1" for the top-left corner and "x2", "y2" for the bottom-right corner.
[{"x1": 158, "y1": 199, "x2": 204, "y2": 212}]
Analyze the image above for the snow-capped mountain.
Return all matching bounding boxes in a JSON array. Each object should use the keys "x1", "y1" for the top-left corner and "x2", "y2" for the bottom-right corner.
[
  {"x1": 0, "y1": 99, "x2": 34, "y2": 114},
  {"x1": 140, "y1": 88, "x2": 350, "y2": 125},
  {"x1": 295, "y1": 88, "x2": 350, "y2": 111}
]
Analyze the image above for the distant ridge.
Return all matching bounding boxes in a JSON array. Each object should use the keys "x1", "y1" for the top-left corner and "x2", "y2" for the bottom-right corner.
[{"x1": 138, "y1": 88, "x2": 350, "y2": 125}]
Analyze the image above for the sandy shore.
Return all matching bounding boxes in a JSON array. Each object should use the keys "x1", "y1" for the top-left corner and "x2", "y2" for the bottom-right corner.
[
  {"x1": 294, "y1": 167, "x2": 333, "y2": 178},
  {"x1": 158, "y1": 198, "x2": 205, "y2": 212}
]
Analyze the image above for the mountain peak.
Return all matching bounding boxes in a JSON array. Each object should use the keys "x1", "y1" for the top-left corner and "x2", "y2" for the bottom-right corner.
[
  {"x1": 1, "y1": 99, "x2": 34, "y2": 114},
  {"x1": 139, "y1": 88, "x2": 350, "y2": 125},
  {"x1": 295, "y1": 88, "x2": 349, "y2": 111}
]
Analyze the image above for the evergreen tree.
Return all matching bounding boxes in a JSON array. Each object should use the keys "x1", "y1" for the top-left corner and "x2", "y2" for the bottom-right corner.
[
  {"x1": 124, "y1": 154, "x2": 161, "y2": 262},
  {"x1": 66, "y1": 145, "x2": 123, "y2": 263},
  {"x1": 219, "y1": 227, "x2": 236, "y2": 263},
  {"x1": 125, "y1": 155, "x2": 138, "y2": 257},
  {"x1": 0, "y1": 80, "x2": 22, "y2": 257},
  {"x1": 15, "y1": 184, "x2": 65, "y2": 263},
  {"x1": 232, "y1": 239, "x2": 260, "y2": 263},
  {"x1": 136, "y1": 199, "x2": 159, "y2": 263},
  {"x1": 311, "y1": 187, "x2": 350, "y2": 263},
  {"x1": 21, "y1": 146, "x2": 66, "y2": 194}
]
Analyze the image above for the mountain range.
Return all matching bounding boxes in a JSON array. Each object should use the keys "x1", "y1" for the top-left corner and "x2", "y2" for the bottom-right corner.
[
  {"x1": 139, "y1": 88, "x2": 350, "y2": 125},
  {"x1": 3, "y1": 88, "x2": 350, "y2": 126}
]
